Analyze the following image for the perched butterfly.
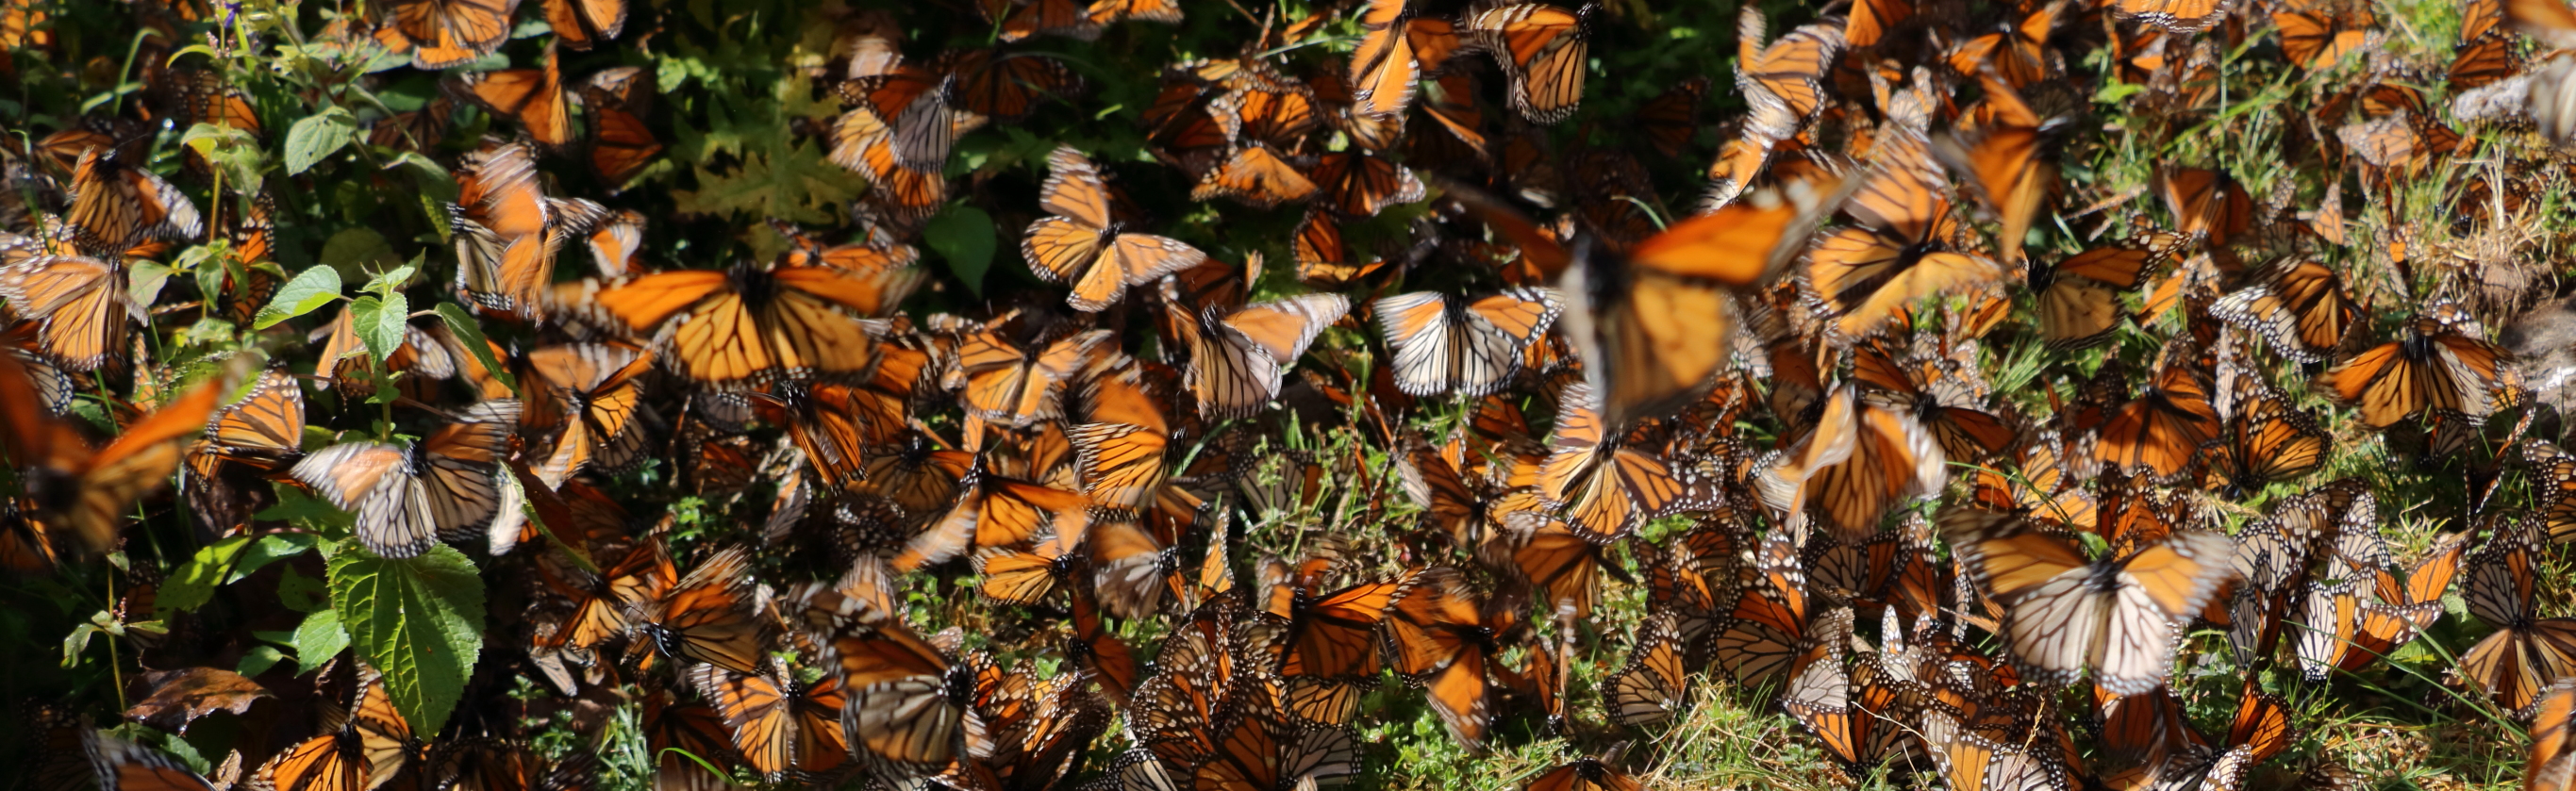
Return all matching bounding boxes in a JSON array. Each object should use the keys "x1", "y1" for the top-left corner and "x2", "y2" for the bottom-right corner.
[
  {"x1": 1385, "y1": 567, "x2": 1514, "y2": 749},
  {"x1": 292, "y1": 400, "x2": 519, "y2": 558},
  {"x1": 2117, "y1": 0, "x2": 2234, "y2": 33},
  {"x1": 792, "y1": 584, "x2": 978, "y2": 771},
  {"x1": 1171, "y1": 291, "x2": 1348, "y2": 420},
  {"x1": 2211, "y1": 259, "x2": 2361, "y2": 365},
  {"x1": 1939, "y1": 503, "x2": 2237, "y2": 695},
  {"x1": 2313, "y1": 303, "x2": 2510, "y2": 429},
  {"x1": 1604, "y1": 611, "x2": 1692, "y2": 727},
  {"x1": 1541, "y1": 382, "x2": 1692, "y2": 542},
  {"x1": 2275, "y1": 0, "x2": 2375, "y2": 68},
  {"x1": 551, "y1": 261, "x2": 922, "y2": 387},
  {"x1": 377, "y1": 0, "x2": 518, "y2": 69},
  {"x1": 1024, "y1": 147, "x2": 1207, "y2": 312},
  {"x1": 2155, "y1": 166, "x2": 2255, "y2": 248},
  {"x1": 2025, "y1": 233, "x2": 2186, "y2": 348},
  {"x1": 2460, "y1": 519, "x2": 2576, "y2": 716},
  {"x1": 1462, "y1": 3, "x2": 1591, "y2": 124},
  {"x1": 2202, "y1": 379, "x2": 2328, "y2": 498},
  {"x1": 686, "y1": 660, "x2": 848, "y2": 780},
  {"x1": 1372, "y1": 288, "x2": 1558, "y2": 398},
  {"x1": 1526, "y1": 758, "x2": 1641, "y2": 791},
  {"x1": 66, "y1": 144, "x2": 202, "y2": 258},
  {"x1": 253, "y1": 664, "x2": 417, "y2": 791},
  {"x1": 1264, "y1": 552, "x2": 1414, "y2": 682}
]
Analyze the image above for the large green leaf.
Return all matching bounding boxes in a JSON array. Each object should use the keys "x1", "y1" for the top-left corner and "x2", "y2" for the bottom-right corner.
[
  {"x1": 349, "y1": 293, "x2": 408, "y2": 364},
  {"x1": 284, "y1": 107, "x2": 358, "y2": 175},
  {"x1": 328, "y1": 543, "x2": 485, "y2": 735},
  {"x1": 923, "y1": 206, "x2": 996, "y2": 296},
  {"x1": 253, "y1": 266, "x2": 342, "y2": 329}
]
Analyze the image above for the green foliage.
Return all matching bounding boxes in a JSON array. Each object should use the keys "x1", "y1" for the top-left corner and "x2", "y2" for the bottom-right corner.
[
  {"x1": 327, "y1": 543, "x2": 487, "y2": 736},
  {"x1": 256, "y1": 266, "x2": 344, "y2": 329},
  {"x1": 924, "y1": 206, "x2": 999, "y2": 295}
]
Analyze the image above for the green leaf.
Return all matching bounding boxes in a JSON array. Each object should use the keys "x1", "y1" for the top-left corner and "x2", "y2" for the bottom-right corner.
[
  {"x1": 322, "y1": 228, "x2": 402, "y2": 280},
  {"x1": 276, "y1": 566, "x2": 328, "y2": 613},
  {"x1": 328, "y1": 543, "x2": 485, "y2": 735},
  {"x1": 436, "y1": 303, "x2": 519, "y2": 397},
  {"x1": 290, "y1": 606, "x2": 349, "y2": 675},
  {"x1": 253, "y1": 266, "x2": 343, "y2": 329},
  {"x1": 284, "y1": 107, "x2": 359, "y2": 175},
  {"x1": 126, "y1": 260, "x2": 174, "y2": 306},
  {"x1": 363, "y1": 262, "x2": 421, "y2": 298},
  {"x1": 237, "y1": 645, "x2": 287, "y2": 677},
  {"x1": 923, "y1": 206, "x2": 996, "y2": 296},
  {"x1": 235, "y1": 534, "x2": 321, "y2": 584},
  {"x1": 156, "y1": 536, "x2": 257, "y2": 617},
  {"x1": 350, "y1": 293, "x2": 407, "y2": 363},
  {"x1": 669, "y1": 139, "x2": 865, "y2": 224}
]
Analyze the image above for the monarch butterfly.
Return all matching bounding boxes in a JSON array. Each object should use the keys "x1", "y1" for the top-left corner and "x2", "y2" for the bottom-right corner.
[
  {"x1": 1845, "y1": 0, "x2": 1913, "y2": 47},
  {"x1": 1736, "y1": 8, "x2": 1845, "y2": 144},
  {"x1": 1385, "y1": 567, "x2": 1513, "y2": 749},
  {"x1": 638, "y1": 546, "x2": 773, "y2": 676},
  {"x1": 2139, "y1": 684, "x2": 2293, "y2": 790},
  {"x1": 940, "y1": 49, "x2": 1086, "y2": 123},
  {"x1": 2453, "y1": 2, "x2": 2519, "y2": 91},
  {"x1": 1498, "y1": 488, "x2": 1615, "y2": 618},
  {"x1": 1310, "y1": 150, "x2": 1426, "y2": 219},
  {"x1": 535, "y1": 536, "x2": 674, "y2": 651},
  {"x1": 958, "y1": 327, "x2": 1110, "y2": 429},
  {"x1": 1604, "y1": 611, "x2": 1691, "y2": 727},
  {"x1": 975, "y1": 519, "x2": 1089, "y2": 606},
  {"x1": 2210, "y1": 259, "x2": 2360, "y2": 365},
  {"x1": 2314, "y1": 303, "x2": 2510, "y2": 429},
  {"x1": 1263, "y1": 553, "x2": 1413, "y2": 682},
  {"x1": 1808, "y1": 160, "x2": 2002, "y2": 338},
  {"x1": 1461, "y1": 3, "x2": 1590, "y2": 124},
  {"x1": 830, "y1": 73, "x2": 955, "y2": 221},
  {"x1": 1024, "y1": 147, "x2": 1208, "y2": 312},
  {"x1": 2155, "y1": 166, "x2": 2255, "y2": 248},
  {"x1": 1211, "y1": 74, "x2": 1322, "y2": 146},
  {"x1": 255, "y1": 664, "x2": 416, "y2": 791},
  {"x1": 686, "y1": 661, "x2": 848, "y2": 779},
  {"x1": 453, "y1": 41, "x2": 572, "y2": 147},
  {"x1": 1192, "y1": 712, "x2": 1361, "y2": 791},
  {"x1": 2096, "y1": 348, "x2": 2221, "y2": 480},
  {"x1": 2202, "y1": 379, "x2": 2327, "y2": 499},
  {"x1": 1525, "y1": 758, "x2": 1641, "y2": 791},
  {"x1": 1372, "y1": 288, "x2": 1559, "y2": 398},
  {"x1": 188, "y1": 367, "x2": 307, "y2": 480},
  {"x1": 1087, "y1": 0, "x2": 1182, "y2": 25},
  {"x1": 856, "y1": 432, "x2": 975, "y2": 522},
  {"x1": 2275, "y1": 0, "x2": 2375, "y2": 68},
  {"x1": 980, "y1": 0, "x2": 1101, "y2": 42},
  {"x1": 586, "y1": 209, "x2": 646, "y2": 278},
  {"x1": 1852, "y1": 341, "x2": 2018, "y2": 462},
  {"x1": 588, "y1": 99, "x2": 661, "y2": 187},
  {"x1": 1291, "y1": 210, "x2": 1388, "y2": 289},
  {"x1": 751, "y1": 381, "x2": 899, "y2": 489},
  {"x1": 1350, "y1": 0, "x2": 1426, "y2": 124},
  {"x1": 791, "y1": 584, "x2": 976, "y2": 771},
  {"x1": 1939, "y1": 503, "x2": 2236, "y2": 695},
  {"x1": 2460, "y1": 519, "x2": 2576, "y2": 716},
  {"x1": 290, "y1": 398, "x2": 517, "y2": 557},
  {"x1": 526, "y1": 342, "x2": 654, "y2": 487},
  {"x1": 84, "y1": 731, "x2": 224, "y2": 791},
  {"x1": 1539, "y1": 382, "x2": 1691, "y2": 542},
  {"x1": 1465, "y1": 172, "x2": 1845, "y2": 428},
  {"x1": 541, "y1": 0, "x2": 624, "y2": 49},
  {"x1": 378, "y1": 0, "x2": 516, "y2": 69},
  {"x1": 551, "y1": 261, "x2": 921, "y2": 387},
  {"x1": 1711, "y1": 531, "x2": 1814, "y2": 684},
  {"x1": 1761, "y1": 386, "x2": 1947, "y2": 541},
  {"x1": 0, "y1": 254, "x2": 142, "y2": 371},
  {"x1": 2117, "y1": 0, "x2": 2234, "y2": 32},
  {"x1": 1933, "y1": 73, "x2": 2071, "y2": 266},
  {"x1": 2537, "y1": 681, "x2": 2576, "y2": 791},
  {"x1": 1785, "y1": 608, "x2": 1913, "y2": 770},
  {"x1": 1637, "y1": 76, "x2": 1708, "y2": 158},
  {"x1": 453, "y1": 142, "x2": 603, "y2": 320},
  {"x1": 1190, "y1": 144, "x2": 1320, "y2": 208},
  {"x1": 1065, "y1": 580, "x2": 1143, "y2": 702},
  {"x1": 64, "y1": 145, "x2": 201, "y2": 260},
  {"x1": 1067, "y1": 373, "x2": 1172, "y2": 514},
  {"x1": 1919, "y1": 708, "x2": 2069, "y2": 791},
  {"x1": 1172, "y1": 291, "x2": 1347, "y2": 420},
  {"x1": 895, "y1": 468, "x2": 1089, "y2": 571}
]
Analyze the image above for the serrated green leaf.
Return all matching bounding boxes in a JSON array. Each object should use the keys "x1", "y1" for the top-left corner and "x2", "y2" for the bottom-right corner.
[
  {"x1": 328, "y1": 543, "x2": 484, "y2": 735},
  {"x1": 669, "y1": 139, "x2": 865, "y2": 224},
  {"x1": 924, "y1": 206, "x2": 995, "y2": 296},
  {"x1": 127, "y1": 260, "x2": 173, "y2": 306},
  {"x1": 350, "y1": 293, "x2": 407, "y2": 363},
  {"x1": 364, "y1": 265, "x2": 419, "y2": 297},
  {"x1": 284, "y1": 107, "x2": 358, "y2": 175},
  {"x1": 435, "y1": 303, "x2": 519, "y2": 397},
  {"x1": 254, "y1": 266, "x2": 342, "y2": 329},
  {"x1": 291, "y1": 606, "x2": 349, "y2": 675}
]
